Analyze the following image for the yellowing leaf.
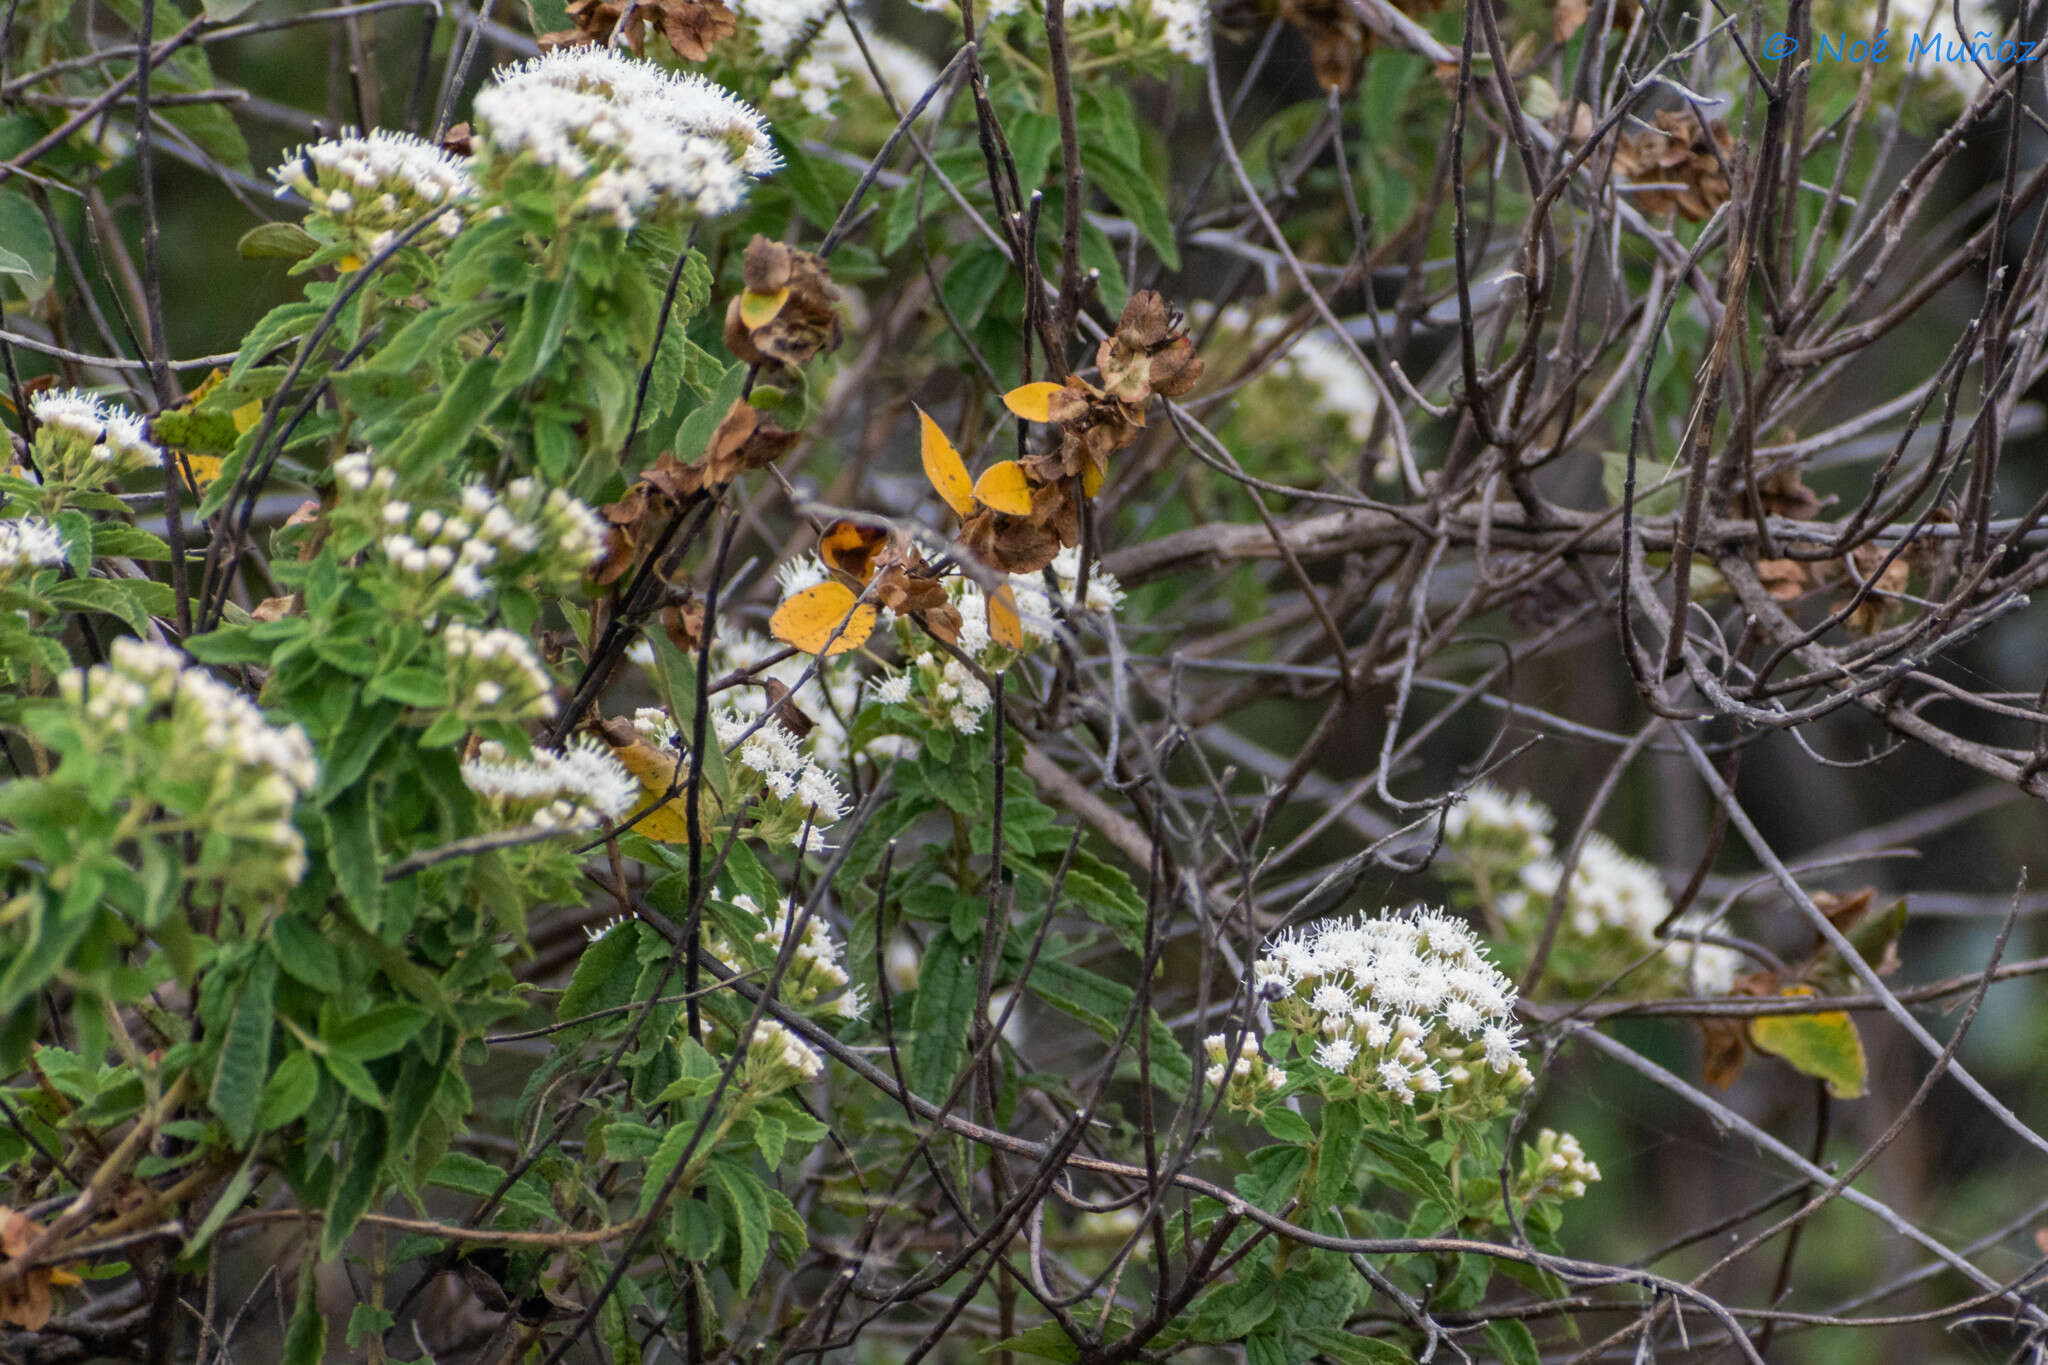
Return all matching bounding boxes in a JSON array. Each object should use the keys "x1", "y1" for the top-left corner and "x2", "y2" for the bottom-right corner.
[
  {"x1": 1002, "y1": 381, "x2": 1063, "y2": 423},
  {"x1": 231, "y1": 400, "x2": 264, "y2": 435},
  {"x1": 770, "y1": 581, "x2": 878, "y2": 656},
  {"x1": 739, "y1": 285, "x2": 791, "y2": 330},
  {"x1": 917, "y1": 406, "x2": 973, "y2": 519},
  {"x1": 337, "y1": 253, "x2": 364, "y2": 273},
  {"x1": 987, "y1": 582, "x2": 1024, "y2": 649},
  {"x1": 182, "y1": 454, "x2": 225, "y2": 491},
  {"x1": 607, "y1": 739, "x2": 696, "y2": 843},
  {"x1": 1082, "y1": 456, "x2": 1106, "y2": 498},
  {"x1": 972, "y1": 460, "x2": 1033, "y2": 516},
  {"x1": 1747, "y1": 988, "x2": 1867, "y2": 1099}
]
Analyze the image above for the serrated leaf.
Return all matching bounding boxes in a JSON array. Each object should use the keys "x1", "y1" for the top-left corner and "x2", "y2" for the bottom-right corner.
[{"x1": 209, "y1": 952, "x2": 276, "y2": 1147}]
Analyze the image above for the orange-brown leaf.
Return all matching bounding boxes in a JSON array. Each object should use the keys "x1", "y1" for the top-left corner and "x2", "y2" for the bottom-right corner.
[{"x1": 771, "y1": 581, "x2": 878, "y2": 656}]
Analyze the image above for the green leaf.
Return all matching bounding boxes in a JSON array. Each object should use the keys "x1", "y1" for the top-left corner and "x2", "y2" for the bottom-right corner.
[
  {"x1": 368, "y1": 666, "x2": 451, "y2": 709},
  {"x1": 987, "y1": 1323, "x2": 1083, "y2": 1362},
  {"x1": 237, "y1": 222, "x2": 319, "y2": 261},
  {"x1": 1486, "y1": 1320, "x2": 1540, "y2": 1365},
  {"x1": 1748, "y1": 991, "x2": 1868, "y2": 1099},
  {"x1": 322, "y1": 782, "x2": 382, "y2": 929},
  {"x1": 1085, "y1": 142, "x2": 1178, "y2": 270},
  {"x1": 270, "y1": 916, "x2": 341, "y2": 994},
  {"x1": 258, "y1": 1049, "x2": 320, "y2": 1131},
  {"x1": 1292, "y1": 1327, "x2": 1413, "y2": 1363},
  {"x1": 0, "y1": 191, "x2": 53, "y2": 300},
  {"x1": 1357, "y1": 1126, "x2": 1457, "y2": 1207},
  {"x1": 557, "y1": 922, "x2": 645, "y2": 1041},
  {"x1": 907, "y1": 935, "x2": 977, "y2": 1101},
  {"x1": 209, "y1": 952, "x2": 277, "y2": 1147},
  {"x1": 321, "y1": 1113, "x2": 388, "y2": 1259},
  {"x1": 324, "y1": 1003, "x2": 429, "y2": 1061},
  {"x1": 1312, "y1": 1099, "x2": 1362, "y2": 1206},
  {"x1": 1023, "y1": 959, "x2": 1191, "y2": 1094},
  {"x1": 346, "y1": 1304, "x2": 396, "y2": 1350},
  {"x1": 281, "y1": 1264, "x2": 327, "y2": 1365},
  {"x1": 43, "y1": 578, "x2": 164, "y2": 636},
  {"x1": 1234, "y1": 1144, "x2": 1308, "y2": 1211},
  {"x1": 1260, "y1": 1107, "x2": 1315, "y2": 1144},
  {"x1": 706, "y1": 1157, "x2": 771, "y2": 1287}
]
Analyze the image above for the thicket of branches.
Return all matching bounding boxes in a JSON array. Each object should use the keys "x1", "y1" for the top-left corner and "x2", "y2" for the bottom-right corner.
[{"x1": 2, "y1": 0, "x2": 2048, "y2": 1359}]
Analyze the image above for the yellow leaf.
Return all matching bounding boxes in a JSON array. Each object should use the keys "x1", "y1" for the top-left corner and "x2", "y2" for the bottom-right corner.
[
  {"x1": 987, "y1": 582, "x2": 1024, "y2": 649},
  {"x1": 739, "y1": 285, "x2": 791, "y2": 330},
  {"x1": 337, "y1": 253, "x2": 364, "y2": 273},
  {"x1": 182, "y1": 454, "x2": 225, "y2": 491},
  {"x1": 231, "y1": 400, "x2": 264, "y2": 435},
  {"x1": 607, "y1": 738, "x2": 696, "y2": 843},
  {"x1": 1002, "y1": 381, "x2": 1063, "y2": 423},
  {"x1": 1747, "y1": 987, "x2": 1867, "y2": 1099},
  {"x1": 770, "y1": 581, "x2": 879, "y2": 656},
  {"x1": 972, "y1": 460, "x2": 1033, "y2": 516},
  {"x1": 917, "y1": 406, "x2": 973, "y2": 519},
  {"x1": 1082, "y1": 456, "x2": 1106, "y2": 498}
]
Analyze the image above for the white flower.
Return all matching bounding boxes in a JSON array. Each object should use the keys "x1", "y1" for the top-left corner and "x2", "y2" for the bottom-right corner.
[
  {"x1": 872, "y1": 673, "x2": 912, "y2": 705},
  {"x1": 775, "y1": 552, "x2": 829, "y2": 596},
  {"x1": 1315, "y1": 1037, "x2": 1359, "y2": 1071},
  {"x1": 0, "y1": 517, "x2": 67, "y2": 578}
]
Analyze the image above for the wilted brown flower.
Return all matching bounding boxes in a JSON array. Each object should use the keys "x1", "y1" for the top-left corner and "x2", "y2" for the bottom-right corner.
[
  {"x1": 540, "y1": 0, "x2": 737, "y2": 60},
  {"x1": 723, "y1": 236, "x2": 843, "y2": 370},
  {"x1": 1276, "y1": 0, "x2": 1369, "y2": 91},
  {"x1": 0, "y1": 1206, "x2": 76, "y2": 1332},
  {"x1": 702, "y1": 399, "x2": 802, "y2": 485},
  {"x1": 1097, "y1": 291, "x2": 1205, "y2": 406},
  {"x1": 1615, "y1": 110, "x2": 1734, "y2": 222}
]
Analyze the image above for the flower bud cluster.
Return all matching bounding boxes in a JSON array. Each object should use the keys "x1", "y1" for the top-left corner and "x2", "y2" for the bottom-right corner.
[
  {"x1": 444, "y1": 622, "x2": 556, "y2": 721},
  {"x1": 25, "y1": 390, "x2": 159, "y2": 496},
  {"x1": 1203, "y1": 1030, "x2": 1287, "y2": 1111},
  {"x1": 1515, "y1": 1128, "x2": 1600, "y2": 1202},
  {"x1": 1255, "y1": 908, "x2": 1533, "y2": 1119},
  {"x1": 709, "y1": 892, "x2": 866, "y2": 1022},
  {"x1": 332, "y1": 452, "x2": 607, "y2": 603},
  {"x1": 54, "y1": 639, "x2": 318, "y2": 890},
  {"x1": 0, "y1": 517, "x2": 66, "y2": 585},
  {"x1": 472, "y1": 49, "x2": 776, "y2": 226},
  {"x1": 270, "y1": 129, "x2": 474, "y2": 255},
  {"x1": 898, "y1": 648, "x2": 993, "y2": 736},
  {"x1": 459, "y1": 735, "x2": 638, "y2": 831},
  {"x1": 738, "y1": 1018, "x2": 825, "y2": 1089}
]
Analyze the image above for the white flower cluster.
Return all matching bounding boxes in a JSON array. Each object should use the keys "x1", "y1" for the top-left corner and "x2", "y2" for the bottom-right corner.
[
  {"x1": 1202, "y1": 1030, "x2": 1286, "y2": 1110},
  {"x1": 709, "y1": 707, "x2": 848, "y2": 852},
  {"x1": 1439, "y1": 784, "x2": 1742, "y2": 996},
  {"x1": 1506, "y1": 834, "x2": 1743, "y2": 996},
  {"x1": 444, "y1": 622, "x2": 556, "y2": 720},
  {"x1": 55, "y1": 638, "x2": 317, "y2": 886},
  {"x1": 27, "y1": 389, "x2": 159, "y2": 485},
  {"x1": 712, "y1": 892, "x2": 866, "y2": 1021},
  {"x1": 473, "y1": 49, "x2": 776, "y2": 225},
  {"x1": 459, "y1": 736, "x2": 639, "y2": 831},
  {"x1": 707, "y1": 623, "x2": 866, "y2": 770},
  {"x1": 333, "y1": 452, "x2": 608, "y2": 600},
  {"x1": 902, "y1": 649, "x2": 993, "y2": 735},
  {"x1": 999, "y1": 545, "x2": 1128, "y2": 649},
  {"x1": 0, "y1": 517, "x2": 66, "y2": 583},
  {"x1": 1516, "y1": 1128, "x2": 1600, "y2": 1202},
  {"x1": 271, "y1": 129, "x2": 474, "y2": 252},
  {"x1": 1256, "y1": 908, "x2": 1533, "y2": 1115}
]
